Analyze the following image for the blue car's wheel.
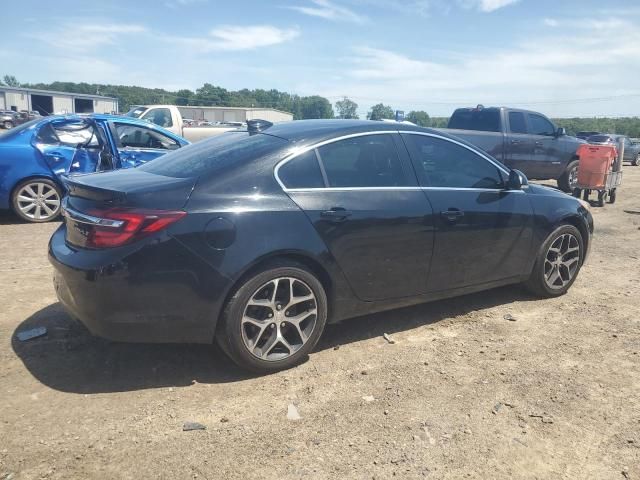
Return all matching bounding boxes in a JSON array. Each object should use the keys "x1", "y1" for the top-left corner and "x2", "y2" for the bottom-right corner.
[{"x1": 12, "y1": 178, "x2": 62, "y2": 223}]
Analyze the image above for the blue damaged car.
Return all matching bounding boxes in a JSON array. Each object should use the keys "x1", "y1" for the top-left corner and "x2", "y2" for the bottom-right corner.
[{"x1": 0, "y1": 114, "x2": 189, "y2": 222}]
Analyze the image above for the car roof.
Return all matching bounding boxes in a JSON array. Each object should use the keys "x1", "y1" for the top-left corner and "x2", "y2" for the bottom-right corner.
[{"x1": 261, "y1": 119, "x2": 447, "y2": 145}]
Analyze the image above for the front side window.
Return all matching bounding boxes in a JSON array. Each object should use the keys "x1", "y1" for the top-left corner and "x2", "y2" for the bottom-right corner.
[
  {"x1": 403, "y1": 134, "x2": 504, "y2": 189},
  {"x1": 508, "y1": 112, "x2": 527, "y2": 134},
  {"x1": 528, "y1": 114, "x2": 555, "y2": 136},
  {"x1": 278, "y1": 150, "x2": 325, "y2": 189},
  {"x1": 316, "y1": 134, "x2": 407, "y2": 187},
  {"x1": 141, "y1": 108, "x2": 173, "y2": 128},
  {"x1": 114, "y1": 123, "x2": 179, "y2": 150}
]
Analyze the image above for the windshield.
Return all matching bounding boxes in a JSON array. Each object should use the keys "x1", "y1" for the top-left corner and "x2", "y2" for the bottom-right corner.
[
  {"x1": 138, "y1": 131, "x2": 287, "y2": 178},
  {"x1": 126, "y1": 106, "x2": 148, "y2": 118},
  {"x1": 588, "y1": 135, "x2": 612, "y2": 143}
]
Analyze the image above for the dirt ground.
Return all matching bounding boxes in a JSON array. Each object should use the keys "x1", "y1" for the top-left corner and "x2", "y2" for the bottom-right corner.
[{"x1": 0, "y1": 170, "x2": 639, "y2": 480}]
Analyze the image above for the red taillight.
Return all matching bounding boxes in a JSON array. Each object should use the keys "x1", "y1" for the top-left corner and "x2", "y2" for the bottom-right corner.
[{"x1": 85, "y1": 209, "x2": 186, "y2": 248}]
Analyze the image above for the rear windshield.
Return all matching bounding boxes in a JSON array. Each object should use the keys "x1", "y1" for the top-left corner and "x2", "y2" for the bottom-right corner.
[
  {"x1": 126, "y1": 107, "x2": 148, "y2": 118},
  {"x1": 588, "y1": 135, "x2": 612, "y2": 143},
  {"x1": 448, "y1": 109, "x2": 501, "y2": 132},
  {"x1": 138, "y1": 132, "x2": 288, "y2": 178}
]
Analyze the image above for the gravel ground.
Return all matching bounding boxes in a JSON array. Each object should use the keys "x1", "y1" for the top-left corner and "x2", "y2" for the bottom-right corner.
[{"x1": 0, "y1": 168, "x2": 639, "y2": 480}]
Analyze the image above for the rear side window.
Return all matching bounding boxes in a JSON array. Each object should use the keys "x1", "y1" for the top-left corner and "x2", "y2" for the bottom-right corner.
[
  {"x1": 508, "y1": 112, "x2": 527, "y2": 134},
  {"x1": 528, "y1": 114, "x2": 555, "y2": 136},
  {"x1": 278, "y1": 150, "x2": 324, "y2": 189},
  {"x1": 403, "y1": 134, "x2": 505, "y2": 189},
  {"x1": 139, "y1": 132, "x2": 287, "y2": 178},
  {"x1": 448, "y1": 109, "x2": 500, "y2": 132},
  {"x1": 317, "y1": 134, "x2": 407, "y2": 187},
  {"x1": 588, "y1": 135, "x2": 611, "y2": 143}
]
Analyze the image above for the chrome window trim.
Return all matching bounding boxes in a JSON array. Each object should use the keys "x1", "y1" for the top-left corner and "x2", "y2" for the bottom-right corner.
[{"x1": 273, "y1": 129, "x2": 513, "y2": 192}]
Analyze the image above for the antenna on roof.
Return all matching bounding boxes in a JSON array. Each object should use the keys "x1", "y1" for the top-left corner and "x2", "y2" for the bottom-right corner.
[{"x1": 247, "y1": 119, "x2": 273, "y2": 135}]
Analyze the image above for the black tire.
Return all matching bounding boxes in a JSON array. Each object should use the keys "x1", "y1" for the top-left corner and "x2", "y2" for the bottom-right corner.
[
  {"x1": 524, "y1": 224, "x2": 584, "y2": 298},
  {"x1": 608, "y1": 189, "x2": 617, "y2": 204},
  {"x1": 3, "y1": 120, "x2": 13, "y2": 129},
  {"x1": 597, "y1": 191, "x2": 605, "y2": 207},
  {"x1": 557, "y1": 160, "x2": 579, "y2": 193},
  {"x1": 216, "y1": 260, "x2": 328, "y2": 373},
  {"x1": 633, "y1": 154, "x2": 640, "y2": 166},
  {"x1": 11, "y1": 178, "x2": 62, "y2": 223}
]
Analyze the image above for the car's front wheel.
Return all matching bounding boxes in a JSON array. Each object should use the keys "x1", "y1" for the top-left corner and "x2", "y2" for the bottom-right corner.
[
  {"x1": 524, "y1": 224, "x2": 584, "y2": 297},
  {"x1": 633, "y1": 153, "x2": 640, "y2": 166},
  {"x1": 3, "y1": 120, "x2": 13, "y2": 129},
  {"x1": 217, "y1": 261, "x2": 328, "y2": 373},
  {"x1": 11, "y1": 178, "x2": 62, "y2": 223}
]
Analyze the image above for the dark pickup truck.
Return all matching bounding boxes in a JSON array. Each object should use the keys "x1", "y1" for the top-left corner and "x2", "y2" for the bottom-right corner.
[{"x1": 439, "y1": 106, "x2": 585, "y2": 191}]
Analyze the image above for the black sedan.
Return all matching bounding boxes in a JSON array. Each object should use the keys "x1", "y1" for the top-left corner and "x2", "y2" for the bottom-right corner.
[{"x1": 49, "y1": 120, "x2": 593, "y2": 373}]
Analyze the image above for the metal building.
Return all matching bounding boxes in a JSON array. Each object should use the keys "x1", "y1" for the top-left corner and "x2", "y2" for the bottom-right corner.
[
  {"x1": 0, "y1": 86, "x2": 118, "y2": 115},
  {"x1": 177, "y1": 106, "x2": 293, "y2": 123}
]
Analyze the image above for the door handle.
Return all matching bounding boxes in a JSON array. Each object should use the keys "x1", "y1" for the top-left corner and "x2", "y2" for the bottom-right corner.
[
  {"x1": 534, "y1": 141, "x2": 543, "y2": 146},
  {"x1": 510, "y1": 140, "x2": 521, "y2": 145},
  {"x1": 321, "y1": 208, "x2": 352, "y2": 221},
  {"x1": 440, "y1": 209, "x2": 464, "y2": 222}
]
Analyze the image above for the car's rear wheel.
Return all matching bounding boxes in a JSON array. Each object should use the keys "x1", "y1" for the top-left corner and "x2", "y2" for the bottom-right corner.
[
  {"x1": 524, "y1": 224, "x2": 584, "y2": 297},
  {"x1": 217, "y1": 261, "x2": 328, "y2": 373},
  {"x1": 12, "y1": 178, "x2": 62, "y2": 223},
  {"x1": 557, "y1": 160, "x2": 579, "y2": 192},
  {"x1": 3, "y1": 120, "x2": 13, "y2": 129},
  {"x1": 633, "y1": 154, "x2": 640, "y2": 166}
]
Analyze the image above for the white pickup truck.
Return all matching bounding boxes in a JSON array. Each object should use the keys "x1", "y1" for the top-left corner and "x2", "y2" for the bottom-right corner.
[{"x1": 126, "y1": 105, "x2": 242, "y2": 143}]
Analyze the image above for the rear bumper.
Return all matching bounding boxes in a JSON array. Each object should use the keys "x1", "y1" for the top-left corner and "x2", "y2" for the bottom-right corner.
[{"x1": 48, "y1": 226, "x2": 230, "y2": 344}]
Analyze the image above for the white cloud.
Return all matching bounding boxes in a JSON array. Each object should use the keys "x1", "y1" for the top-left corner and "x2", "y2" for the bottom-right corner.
[
  {"x1": 475, "y1": 0, "x2": 519, "y2": 12},
  {"x1": 174, "y1": 25, "x2": 300, "y2": 52},
  {"x1": 544, "y1": 18, "x2": 559, "y2": 27},
  {"x1": 309, "y1": 15, "x2": 640, "y2": 117},
  {"x1": 29, "y1": 22, "x2": 147, "y2": 52},
  {"x1": 285, "y1": 0, "x2": 367, "y2": 23}
]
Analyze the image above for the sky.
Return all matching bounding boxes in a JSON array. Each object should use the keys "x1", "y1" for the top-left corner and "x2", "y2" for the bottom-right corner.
[{"x1": 2, "y1": 0, "x2": 640, "y2": 117}]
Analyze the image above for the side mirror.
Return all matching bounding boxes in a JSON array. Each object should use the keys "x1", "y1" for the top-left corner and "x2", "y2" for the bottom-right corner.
[
  {"x1": 507, "y1": 169, "x2": 528, "y2": 190},
  {"x1": 556, "y1": 127, "x2": 566, "y2": 137}
]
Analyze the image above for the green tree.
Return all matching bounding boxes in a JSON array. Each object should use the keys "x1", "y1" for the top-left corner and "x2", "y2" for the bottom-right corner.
[
  {"x1": 3, "y1": 75, "x2": 20, "y2": 87},
  {"x1": 175, "y1": 89, "x2": 194, "y2": 106},
  {"x1": 297, "y1": 96, "x2": 334, "y2": 119},
  {"x1": 367, "y1": 103, "x2": 394, "y2": 121},
  {"x1": 406, "y1": 110, "x2": 430, "y2": 127},
  {"x1": 335, "y1": 96, "x2": 359, "y2": 119}
]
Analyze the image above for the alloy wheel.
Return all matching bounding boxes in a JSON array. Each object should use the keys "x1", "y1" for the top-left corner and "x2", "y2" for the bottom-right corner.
[
  {"x1": 568, "y1": 165, "x2": 579, "y2": 189},
  {"x1": 241, "y1": 277, "x2": 317, "y2": 361},
  {"x1": 15, "y1": 182, "x2": 61, "y2": 221},
  {"x1": 544, "y1": 233, "x2": 580, "y2": 289}
]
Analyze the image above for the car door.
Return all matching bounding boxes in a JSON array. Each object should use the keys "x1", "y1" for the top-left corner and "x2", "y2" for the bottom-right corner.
[
  {"x1": 526, "y1": 113, "x2": 563, "y2": 179},
  {"x1": 277, "y1": 132, "x2": 435, "y2": 301},
  {"x1": 110, "y1": 122, "x2": 181, "y2": 168},
  {"x1": 503, "y1": 111, "x2": 534, "y2": 172},
  {"x1": 34, "y1": 119, "x2": 103, "y2": 177},
  {"x1": 401, "y1": 132, "x2": 534, "y2": 292}
]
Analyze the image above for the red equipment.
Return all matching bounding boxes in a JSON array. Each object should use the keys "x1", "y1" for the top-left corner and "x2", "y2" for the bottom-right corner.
[{"x1": 572, "y1": 144, "x2": 622, "y2": 206}]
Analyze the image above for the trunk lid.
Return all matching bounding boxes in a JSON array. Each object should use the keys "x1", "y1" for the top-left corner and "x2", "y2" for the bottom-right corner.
[{"x1": 62, "y1": 168, "x2": 197, "y2": 248}]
